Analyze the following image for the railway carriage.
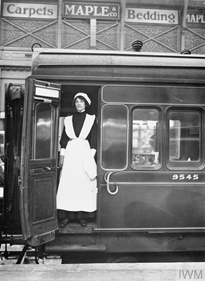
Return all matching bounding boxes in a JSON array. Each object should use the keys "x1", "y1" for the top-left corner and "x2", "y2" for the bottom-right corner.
[{"x1": 1, "y1": 49, "x2": 205, "y2": 262}]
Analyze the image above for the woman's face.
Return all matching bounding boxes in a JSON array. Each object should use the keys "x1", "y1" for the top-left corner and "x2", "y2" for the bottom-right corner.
[{"x1": 75, "y1": 97, "x2": 86, "y2": 112}]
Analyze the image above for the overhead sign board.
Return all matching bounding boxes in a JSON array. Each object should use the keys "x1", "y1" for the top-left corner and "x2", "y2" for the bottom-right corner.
[
  {"x1": 63, "y1": 2, "x2": 120, "y2": 20},
  {"x1": 187, "y1": 11, "x2": 205, "y2": 24},
  {"x1": 125, "y1": 8, "x2": 179, "y2": 24},
  {"x1": 3, "y1": 2, "x2": 58, "y2": 19}
]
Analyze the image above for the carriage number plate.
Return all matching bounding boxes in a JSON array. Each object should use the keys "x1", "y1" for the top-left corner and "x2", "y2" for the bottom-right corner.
[{"x1": 172, "y1": 174, "x2": 199, "y2": 181}]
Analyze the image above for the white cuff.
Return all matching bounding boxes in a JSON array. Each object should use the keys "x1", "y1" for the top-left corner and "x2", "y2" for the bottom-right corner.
[
  {"x1": 91, "y1": 149, "x2": 96, "y2": 157},
  {"x1": 60, "y1": 148, "x2": 66, "y2": 156}
]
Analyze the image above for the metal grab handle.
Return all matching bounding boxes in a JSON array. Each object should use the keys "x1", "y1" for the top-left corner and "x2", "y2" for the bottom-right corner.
[
  {"x1": 31, "y1": 167, "x2": 51, "y2": 173},
  {"x1": 43, "y1": 166, "x2": 51, "y2": 171},
  {"x1": 104, "y1": 172, "x2": 119, "y2": 195}
]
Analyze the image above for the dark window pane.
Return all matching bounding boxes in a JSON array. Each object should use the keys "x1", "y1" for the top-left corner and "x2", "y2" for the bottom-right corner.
[
  {"x1": 102, "y1": 105, "x2": 127, "y2": 170},
  {"x1": 169, "y1": 111, "x2": 200, "y2": 162},
  {"x1": 33, "y1": 103, "x2": 53, "y2": 159}
]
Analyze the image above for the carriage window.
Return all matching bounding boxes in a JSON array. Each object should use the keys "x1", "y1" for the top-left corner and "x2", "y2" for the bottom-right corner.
[
  {"x1": 169, "y1": 110, "x2": 201, "y2": 163},
  {"x1": 132, "y1": 108, "x2": 160, "y2": 169},
  {"x1": 101, "y1": 105, "x2": 127, "y2": 170},
  {"x1": 33, "y1": 103, "x2": 55, "y2": 159}
]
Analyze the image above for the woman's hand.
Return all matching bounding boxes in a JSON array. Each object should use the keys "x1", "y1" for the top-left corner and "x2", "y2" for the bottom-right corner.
[
  {"x1": 59, "y1": 155, "x2": 64, "y2": 168},
  {"x1": 91, "y1": 149, "x2": 96, "y2": 157}
]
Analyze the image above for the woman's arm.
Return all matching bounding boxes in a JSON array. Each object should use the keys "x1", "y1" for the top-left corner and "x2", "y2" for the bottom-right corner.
[
  {"x1": 90, "y1": 117, "x2": 97, "y2": 157},
  {"x1": 59, "y1": 126, "x2": 69, "y2": 167}
]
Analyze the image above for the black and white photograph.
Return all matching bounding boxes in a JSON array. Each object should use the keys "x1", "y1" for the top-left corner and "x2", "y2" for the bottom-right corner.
[{"x1": 0, "y1": 0, "x2": 205, "y2": 280}]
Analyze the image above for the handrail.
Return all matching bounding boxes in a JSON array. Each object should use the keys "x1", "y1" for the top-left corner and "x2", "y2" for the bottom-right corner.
[{"x1": 104, "y1": 172, "x2": 119, "y2": 195}]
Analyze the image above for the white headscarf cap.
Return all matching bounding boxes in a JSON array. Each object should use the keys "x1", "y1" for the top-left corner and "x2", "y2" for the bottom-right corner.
[{"x1": 74, "y1": 92, "x2": 91, "y2": 105}]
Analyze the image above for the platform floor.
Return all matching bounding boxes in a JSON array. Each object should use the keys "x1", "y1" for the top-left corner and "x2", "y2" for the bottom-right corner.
[{"x1": 0, "y1": 263, "x2": 205, "y2": 281}]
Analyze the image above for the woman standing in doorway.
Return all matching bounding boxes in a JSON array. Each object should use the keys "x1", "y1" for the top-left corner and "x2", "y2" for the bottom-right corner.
[{"x1": 57, "y1": 93, "x2": 97, "y2": 227}]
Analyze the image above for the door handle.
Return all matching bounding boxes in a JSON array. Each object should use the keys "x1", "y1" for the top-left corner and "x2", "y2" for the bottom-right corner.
[
  {"x1": 104, "y1": 172, "x2": 119, "y2": 195},
  {"x1": 30, "y1": 167, "x2": 52, "y2": 173},
  {"x1": 43, "y1": 166, "x2": 51, "y2": 171}
]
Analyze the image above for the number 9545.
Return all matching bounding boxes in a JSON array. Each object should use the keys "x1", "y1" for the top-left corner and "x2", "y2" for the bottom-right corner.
[{"x1": 172, "y1": 174, "x2": 199, "y2": 181}]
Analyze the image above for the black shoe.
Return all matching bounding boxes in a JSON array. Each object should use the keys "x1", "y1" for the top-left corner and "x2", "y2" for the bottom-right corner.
[
  {"x1": 59, "y1": 218, "x2": 69, "y2": 227},
  {"x1": 80, "y1": 219, "x2": 87, "y2": 227}
]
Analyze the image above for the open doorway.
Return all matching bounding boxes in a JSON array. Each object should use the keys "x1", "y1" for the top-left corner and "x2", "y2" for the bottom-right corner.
[{"x1": 57, "y1": 85, "x2": 100, "y2": 228}]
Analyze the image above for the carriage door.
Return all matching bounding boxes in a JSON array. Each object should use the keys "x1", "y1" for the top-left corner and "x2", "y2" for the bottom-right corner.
[
  {"x1": 98, "y1": 85, "x2": 128, "y2": 228},
  {"x1": 20, "y1": 79, "x2": 61, "y2": 246}
]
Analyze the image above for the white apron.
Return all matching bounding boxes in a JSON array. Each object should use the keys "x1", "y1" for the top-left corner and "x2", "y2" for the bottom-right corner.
[{"x1": 57, "y1": 114, "x2": 97, "y2": 212}]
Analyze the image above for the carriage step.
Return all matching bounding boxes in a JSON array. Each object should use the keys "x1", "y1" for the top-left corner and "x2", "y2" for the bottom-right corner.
[{"x1": 46, "y1": 243, "x2": 106, "y2": 252}]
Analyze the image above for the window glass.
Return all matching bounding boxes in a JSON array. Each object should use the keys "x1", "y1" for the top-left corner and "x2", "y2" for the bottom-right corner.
[
  {"x1": 132, "y1": 108, "x2": 160, "y2": 169},
  {"x1": 169, "y1": 111, "x2": 200, "y2": 162},
  {"x1": 0, "y1": 132, "x2": 4, "y2": 157},
  {"x1": 33, "y1": 103, "x2": 54, "y2": 159},
  {"x1": 0, "y1": 119, "x2": 4, "y2": 156},
  {"x1": 0, "y1": 125, "x2": 4, "y2": 189},
  {"x1": 101, "y1": 105, "x2": 127, "y2": 170}
]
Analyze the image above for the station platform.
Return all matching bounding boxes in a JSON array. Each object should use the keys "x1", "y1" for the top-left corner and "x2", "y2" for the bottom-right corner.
[{"x1": 0, "y1": 262, "x2": 205, "y2": 281}]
